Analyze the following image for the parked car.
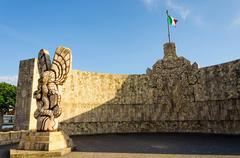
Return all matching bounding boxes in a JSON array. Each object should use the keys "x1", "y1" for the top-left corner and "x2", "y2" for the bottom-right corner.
[{"x1": 2, "y1": 115, "x2": 15, "y2": 129}]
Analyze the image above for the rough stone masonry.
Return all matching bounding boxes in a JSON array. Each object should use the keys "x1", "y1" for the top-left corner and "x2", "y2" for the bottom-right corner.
[{"x1": 15, "y1": 43, "x2": 240, "y2": 135}]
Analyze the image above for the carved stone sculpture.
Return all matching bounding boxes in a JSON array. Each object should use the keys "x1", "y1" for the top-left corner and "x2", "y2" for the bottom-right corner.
[
  {"x1": 33, "y1": 47, "x2": 72, "y2": 131},
  {"x1": 148, "y1": 42, "x2": 199, "y2": 120}
]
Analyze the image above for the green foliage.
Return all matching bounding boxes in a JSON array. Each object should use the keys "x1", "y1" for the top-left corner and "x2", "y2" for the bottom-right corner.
[{"x1": 0, "y1": 82, "x2": 16, "y2": 114}]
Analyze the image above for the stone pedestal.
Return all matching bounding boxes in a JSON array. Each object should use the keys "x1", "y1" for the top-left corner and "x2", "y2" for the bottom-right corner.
[
  {"x1": 10, "y1": 131, "x2": 73, "y2": 158},
  {"x1": 163, "y1": 42, "x2": 178, "y2": 60}
]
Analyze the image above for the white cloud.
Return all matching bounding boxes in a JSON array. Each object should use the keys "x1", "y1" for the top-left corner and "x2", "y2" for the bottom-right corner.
[
  {"x1": 142, "y1": 0, "x2": 190, "y2": 20},
  {"x1": 232, "y1": 16, "x2": 240, "y2": 27},
  {"x1": 143, "y1": 0, "x2": 154, "y2": 6},
  {"x1": 192, "y1": 15, "x2": 205, "y2": 28},
  {"x1": 165, "y1": 0, "x2": 190, "y2": 20},
  {"x1": 0, "y1": 76, "x2": 18, "y2": 86},
  {"x1": 143, "y1": 0, "x2": 159, "y2": 10}
]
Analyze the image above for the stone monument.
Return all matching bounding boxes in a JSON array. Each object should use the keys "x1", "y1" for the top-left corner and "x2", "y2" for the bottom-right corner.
[
  {"x1": 11, "y1": 47, "x2": 73, "y2": 158},
  {"x1": 15, "y1": 42, "x2": 240, "y2": 135}
]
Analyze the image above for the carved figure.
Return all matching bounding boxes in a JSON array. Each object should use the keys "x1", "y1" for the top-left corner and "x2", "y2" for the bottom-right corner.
[
  {"x1": 33, "y1": 47, "x2": 72, "y2": 131},
  {"x1": 148, "y1": 43, "x2": 199, "y2": 120}
]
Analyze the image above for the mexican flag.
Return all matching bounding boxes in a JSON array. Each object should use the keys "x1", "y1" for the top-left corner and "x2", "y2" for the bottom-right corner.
[{"x1": 168, "y1": 15, "x2": 177, "y2": 26}]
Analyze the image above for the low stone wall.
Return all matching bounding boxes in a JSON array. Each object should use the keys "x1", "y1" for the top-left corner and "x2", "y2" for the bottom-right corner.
[
  {"x1": 0, "y1": 130, "x2": 27, "y2": 145},
  {"x1": 60, "y1": 120, "x2": 240, "y2": 135}
]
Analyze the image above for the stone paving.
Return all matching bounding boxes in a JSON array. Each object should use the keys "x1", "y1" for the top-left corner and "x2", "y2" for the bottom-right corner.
[
  {"x1": 71, "y1": 133, "x2": 240, "y2": 155},
  {"x1": 1, "y1": 133, "x2": 240, "y2": 158}
]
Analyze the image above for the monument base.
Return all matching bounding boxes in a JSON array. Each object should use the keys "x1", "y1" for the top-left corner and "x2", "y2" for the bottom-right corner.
[
  {"x1": 10, "y1": 131, "x2": 72, "y2": 158},
  {"x1": 10, "y1": 148, "x2": 71, "y2": 158}
]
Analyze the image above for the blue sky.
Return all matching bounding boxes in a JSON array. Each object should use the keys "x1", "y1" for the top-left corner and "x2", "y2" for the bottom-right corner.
[{"x1": 0, "y1": 0, "x2": 240, "y2": 85}]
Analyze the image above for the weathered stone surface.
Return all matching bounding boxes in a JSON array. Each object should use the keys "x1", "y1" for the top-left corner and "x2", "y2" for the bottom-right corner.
[
  {"x1": 148, "y1": 43, "x2": 199, "y2": 120},
  {"x1": 195, "y1": 60, "x2": 240, "y2": 101},
  {"x1": 10, "y1": 147, "x2": 71, "y2": 158},
  {"x1": 15, "y1": 42, "x2": 240, "y2": 135},
  {"x1": 60, "y1": 120, "x2": 240, "y2": 135},
  {"x1": 15, "y1": 59, "x2": 39, "y2": 130},
  {"x1": 34, "y1": 47, "x2": 72, "y2": 131},
  {"x1": 0, "y1": 130, "x2": 27, "y2": 145},
  {"x1": 18, "y1": 131, "x2": 72, "y2": 151}
]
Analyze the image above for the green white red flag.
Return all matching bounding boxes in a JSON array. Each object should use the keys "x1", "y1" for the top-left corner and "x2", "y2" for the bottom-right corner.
[{"x1": 168, "y1": 15, "x2": 177, "y2": 26}]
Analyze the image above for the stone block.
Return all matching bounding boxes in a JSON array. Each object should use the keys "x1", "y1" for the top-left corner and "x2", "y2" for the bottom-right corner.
[
  {"x1": 18, "y1": 131, "x2": 72, "y2": 151},
  {"x1": 10, "y1": 147, "x2": 71, "y2": 158}
]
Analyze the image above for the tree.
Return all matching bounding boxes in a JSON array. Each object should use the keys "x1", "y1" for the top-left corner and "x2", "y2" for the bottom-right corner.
[{"x1": 0, "y1": 82, "x2": 16, "y2": 114}]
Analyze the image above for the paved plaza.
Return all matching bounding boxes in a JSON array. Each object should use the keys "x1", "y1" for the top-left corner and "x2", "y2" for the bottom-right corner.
[{"x1": 1, "y1": 133, "x2": 240, "y2": 158}]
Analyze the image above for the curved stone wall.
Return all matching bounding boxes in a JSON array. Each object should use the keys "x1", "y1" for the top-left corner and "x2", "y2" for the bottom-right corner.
[{"x1": 15, "y1": 43, "x2": 240, "y2": 135}]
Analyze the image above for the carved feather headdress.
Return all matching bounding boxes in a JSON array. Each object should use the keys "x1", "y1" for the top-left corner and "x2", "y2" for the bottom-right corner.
[{"x1": 38, "y1": 46, "x2": 72, "y2": 85}]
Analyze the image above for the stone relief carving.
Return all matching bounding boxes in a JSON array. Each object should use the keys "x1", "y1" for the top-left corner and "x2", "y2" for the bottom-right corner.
[
  {"x1": 148, "y1": 43, "x2": 199, "y2": 120},
  {"x1": 33, "y1": 47, "x2": 72, "y2": 131}
]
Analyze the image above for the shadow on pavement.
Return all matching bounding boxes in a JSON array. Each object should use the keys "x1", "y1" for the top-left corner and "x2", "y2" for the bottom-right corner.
[
  {"x1": 0, "y1": 133, "x2": 240, "y2": 158},
  {"x1": 0, "y1": 143, "x2": 17, "y2": 158},
  {"x1": 71, "y1": 133, "x2": 240, "y2": 155}
]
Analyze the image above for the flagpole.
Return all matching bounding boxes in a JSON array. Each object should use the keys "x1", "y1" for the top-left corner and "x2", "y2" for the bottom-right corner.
[{"x1": 166, "y1": 10, "x2": 171, "y2": 43}]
